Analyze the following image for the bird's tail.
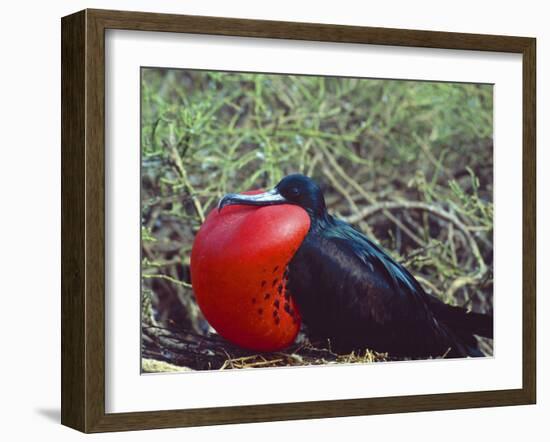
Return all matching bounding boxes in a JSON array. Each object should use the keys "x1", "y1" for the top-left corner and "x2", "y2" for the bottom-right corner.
[
  {"x1": 458, "y1": 310, "x2": 493, "y2": 339},
  {"x1": 425, "y1": 294, "x2": 492, "y2": 358},
  {"x1": 426, "y1": 294, "x2": 493, "y2": 339}
]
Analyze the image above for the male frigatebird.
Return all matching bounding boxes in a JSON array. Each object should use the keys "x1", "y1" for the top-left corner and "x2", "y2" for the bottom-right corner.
[{"x1": 218, "y1": 174, "x2": 493, "y2": 358}]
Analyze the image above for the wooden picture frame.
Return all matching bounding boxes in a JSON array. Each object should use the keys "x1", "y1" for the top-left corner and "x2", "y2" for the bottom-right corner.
[{"x1": 61, "y1": 8, "x2": 536, "y2": 433}]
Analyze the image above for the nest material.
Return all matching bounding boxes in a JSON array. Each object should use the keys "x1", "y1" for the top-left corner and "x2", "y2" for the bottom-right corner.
[{"x1": 142, "y1": 325, "x2": 389, "y2": 372}]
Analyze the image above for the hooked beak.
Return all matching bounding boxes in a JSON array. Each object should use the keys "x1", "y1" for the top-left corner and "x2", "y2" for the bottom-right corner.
[{"x1": 218, "y1": 188, "x2": 288, "y2": 212}]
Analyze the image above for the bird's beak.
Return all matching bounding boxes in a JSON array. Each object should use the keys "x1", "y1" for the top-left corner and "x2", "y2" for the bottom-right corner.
[{"x1": 218, "y1": 188, "x2": 288, "y2": 212}]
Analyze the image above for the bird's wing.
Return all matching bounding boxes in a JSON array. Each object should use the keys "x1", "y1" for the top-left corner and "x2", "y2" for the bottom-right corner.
[
  {"x1": 289, "y1": 216, "x2": 484, "y2": 357},
  {"x1": 325, "y1": 217, "x2": 431, "y2": 316},
  {"x1": 328, "y1": 219, "x2": 493, "y2": 338},
  {"x1": 289, "y1": 216, "x2": 435, "y2": 330}
]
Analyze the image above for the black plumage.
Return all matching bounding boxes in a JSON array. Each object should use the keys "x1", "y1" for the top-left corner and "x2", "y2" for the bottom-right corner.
[{"x1": 219, "y1": 174, "x2": 493, "y2": 358}]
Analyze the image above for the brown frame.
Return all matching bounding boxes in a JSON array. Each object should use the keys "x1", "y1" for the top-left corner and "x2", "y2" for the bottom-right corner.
[{"x1": 61, "y1": 8, "x2": 536, "y2": 433}]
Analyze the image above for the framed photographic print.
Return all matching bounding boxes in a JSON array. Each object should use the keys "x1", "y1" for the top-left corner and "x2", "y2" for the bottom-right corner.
[{"x1": 61, "y1": 9, "x2": 536, "y2": 433}]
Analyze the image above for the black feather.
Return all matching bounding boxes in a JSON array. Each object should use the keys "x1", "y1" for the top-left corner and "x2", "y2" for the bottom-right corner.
[{"x1": 276, "y1": 175, "x2": 492, "y2": 358}]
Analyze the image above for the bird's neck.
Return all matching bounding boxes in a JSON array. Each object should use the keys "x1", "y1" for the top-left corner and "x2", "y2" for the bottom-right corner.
[{"x1": 308, "y1": 209, "x2": 333, "y2": 232}]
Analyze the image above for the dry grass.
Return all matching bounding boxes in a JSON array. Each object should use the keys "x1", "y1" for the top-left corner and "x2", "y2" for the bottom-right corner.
[{"x1": 142, "y1": 325, "x2": 389, "y2": 372}]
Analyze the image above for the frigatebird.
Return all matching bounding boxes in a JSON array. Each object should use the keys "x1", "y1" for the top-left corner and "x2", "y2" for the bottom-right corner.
[{"x1": 218, "y1": 174, "x2": 493, "y2": 358}]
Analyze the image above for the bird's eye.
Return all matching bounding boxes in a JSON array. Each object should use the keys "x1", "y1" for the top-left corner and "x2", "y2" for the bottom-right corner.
[{"x1": 289, "y1": 187, "x2": 300, "y2": 197}]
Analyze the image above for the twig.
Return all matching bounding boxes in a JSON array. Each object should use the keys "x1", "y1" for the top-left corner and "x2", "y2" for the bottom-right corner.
[
  {"x1": 166, "y1": 140, "x2": 205, "y2": 223},
  {"x1": 142, "y1": 273, "x2": 192, "y2": 288},
  {"x1": 322, "y1": 166, "x2": 377, "y2": 239},
  {"x1": 414, "y1": 275, "x2": 444, "y2": 298}
]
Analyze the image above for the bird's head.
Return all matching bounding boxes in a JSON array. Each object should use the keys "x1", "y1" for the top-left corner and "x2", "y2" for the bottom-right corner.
[{"x1": 218, "y1": 174, "x2": 327, "y2": 219}]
